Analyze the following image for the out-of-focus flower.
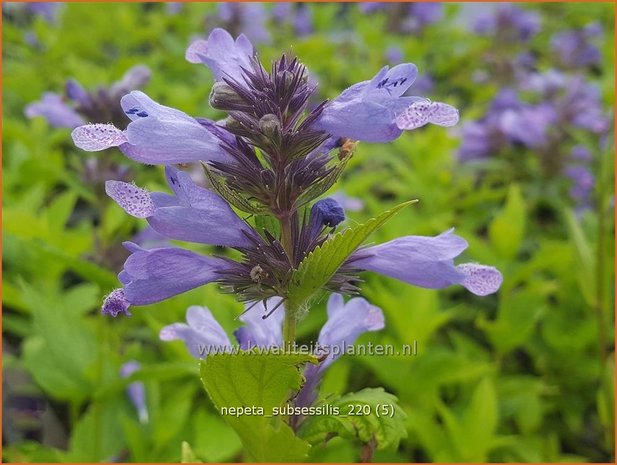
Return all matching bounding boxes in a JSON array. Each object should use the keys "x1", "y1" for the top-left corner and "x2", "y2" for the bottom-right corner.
[
  {"x1": 360, "y1": 2, "x2": 443, "y2": 34},
  {"x1": 473, "y1": 3, "x2": 540, "y2": 42},
  {"x1": 25, "y1": 93, "x2": 85, "y2": 128},
  {"x1": 385, "y1": 45, "x2": 404, "y2": 64},
  {"x1": 213, "y1": 3, "x2": 271, "y2": 44},
  {"x1": 329, "y1": 191, "x2": 364, "y2": 212},
  {"x1": 120, "y1": 361, "x2": 148, "y2": 424},
  {"x1": 25, "y1": 65, "x2": 151, "y2": 128},
  {"x1": 551, "y1": 23, "x2": 602, "y2": 69}
]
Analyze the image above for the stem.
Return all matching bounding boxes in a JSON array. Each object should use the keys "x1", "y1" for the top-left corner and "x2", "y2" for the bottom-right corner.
[
  {"x1": 594, "y1": 146, "x2": 610, "y2": 365},
  {"x1": 283, "y1": 309, "x2": 297, "y2": 349},
  {"x1": 280, "y1": 215, "x2": 294, "y2": 262},
  {"x1": 279, "y1": 215, "x2": 297, "y2": 349}
]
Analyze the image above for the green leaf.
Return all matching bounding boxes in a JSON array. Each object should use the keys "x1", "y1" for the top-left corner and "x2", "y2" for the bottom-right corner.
[
  {"x1": 479, "y1": 288, "x2": 545, "y2": 355},
  {"x1": 288, "y1": 199, "x2": 417, "y2": 306},
  {"x1": 488, "y1": 184, "x2": 526, "y2": 259},
  {"x1": 298, "y1": 387, "x2": 407, "y2": 451},
  {"x1": 200, "y1": 352, "x2": 316, "y2": 462},
  {"x1": 564, "y1": 209, "x2": 597, "y2": 306}
]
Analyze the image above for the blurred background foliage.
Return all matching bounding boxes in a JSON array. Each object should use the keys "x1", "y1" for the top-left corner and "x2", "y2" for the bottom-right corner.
[{"x1": 2, "y1": 2, "x2": 615, "y2": 463}]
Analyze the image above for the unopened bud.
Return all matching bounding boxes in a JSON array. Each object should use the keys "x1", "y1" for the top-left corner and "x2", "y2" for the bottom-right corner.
[
  {"x1": 258, "y1": 114, "x2": 281, "y2": 138},
  {"x1": 209, "y1": 82, "x2": 244, "y2": 110}
]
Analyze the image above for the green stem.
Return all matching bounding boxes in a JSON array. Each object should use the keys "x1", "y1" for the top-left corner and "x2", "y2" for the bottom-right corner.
[
  {"x1": 595, "y1": 146, "x2": 611, "y2": 365},
  {"x1": 279, "y1": 215, "x2": 297, "y2": 349},
  {"x1": 283, "y1": 309, "x2": 297, "y2": 349}
]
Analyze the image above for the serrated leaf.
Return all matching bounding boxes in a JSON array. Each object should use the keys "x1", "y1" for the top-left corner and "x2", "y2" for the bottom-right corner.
[
  {"x1": 202, "y1": 162, "x2": 268, "y2": 215},
  {"x1": 288, "y1": 199, "x2": 417, "y2": 306},
  {"x1": 298, "y1": 387, "x2": 407, "y2": 451},
  {"x1": 200, "y1": 352, "x2": 316, "y2": 462}
]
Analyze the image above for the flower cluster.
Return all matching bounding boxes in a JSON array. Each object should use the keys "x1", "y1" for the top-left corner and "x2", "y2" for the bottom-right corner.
[
  {"x1": 71, "y1": 28, "x2": 501, "y2": 322},
  {"x1": 473, "y1": 3, "x2": 540, "y2": 43},
  {"x1": 551, "y1": 23, "x2": 602, "y2": 70},
  {"x1": 458, "y1": 68, "x2": 609, "y2": 209}
]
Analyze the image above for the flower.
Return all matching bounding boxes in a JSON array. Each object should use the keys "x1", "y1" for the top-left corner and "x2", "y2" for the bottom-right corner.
[
  {"x1": 314, "y1": 64, "x2": 459, "y2": 142},
  {"x1": 25, "y1": 93, "x2": 85, "y2": 129},
  {"x1": 551, "y1": 23, "x2": 602, "y2": 69},
  {"x1": 160, "y1": 305, "x2": 234, "y2": 358},
  {"x1": 350, "y1": 229, "x2": 503, "y2": 296},
  {"x1": 473, "y1": 4, "x2": 540, "y2": 42},
  {"x1": 120, "y1": 361, "x2": 149, "y2": 424},
  {"x1": 213, "y1": 3, "x2": 271, "y2": 44},
  {"x1": 107, "y1": 241, "x2": 230, "y2": 312},
  {"x1": 71, "y1": 91, "x2": 230, "y2": 165},
  {"x1": 105, "y1": 166, "x2": 254, "y2": 248},
  {"x1": 294, "y1": 294, "x2": 384, "y2": 409},
  {"x1": 185, "y1": 28, "x2": 254, "y2": 82}
]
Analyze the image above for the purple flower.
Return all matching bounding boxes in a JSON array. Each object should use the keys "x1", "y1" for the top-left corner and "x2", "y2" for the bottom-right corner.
[
  {"x1": 104, "y1": 242, "x2": 231, "y2": 313},
  {"x1": 71, "y1": 91, "x2": 230, "y2": 165},
  {"x1": 351, "y1": 229, "x2": 503, "y2": 296},
  {"x1": 214, "y1": 3, "x2": 271, "y2": 44},
  {"x1": 359, "y1": 3, "x2": 386, "y2": 14},
  {"x1": 314, "y1": 64, "x2": 458, "y2": 142},
  {"x1": 25, "y1": 92, "x2": 85, "y2": 128},
  {"x1": 293, "y1": 4, "x2": 314, "y2": 37},
  {"x1": 26, "y1": 2, "x2": 62, "y2": 22},
  {"x1": 234, "y1": 298, "x2": 285, "y2": 350},
  {"x1": 473, "y1": 4, "x2": 540, "y2": 42},
  {"x1": 551, "y1": 23, "x2": 602, "y2": 69},
  {"x1": 105, "y1": 166, "x2": 253, "y2": 248},
  {"x1": 160, "y1": 306, "x2": 233, "y2": 358},
  {"x1": 329, "y1": 191, "x2": 364, "y2": 212},
  {"x1": 295, "y1": 294, "x2": 384, "y2": 408},
  {"x1": 499, "y1": 102, "x2": 556, "y2": 148},
  {"x1": 120, "y1": 361, "x2": 148, "y2": 424},
  {"x1": 132, "y1": 226, "x2": 170, "y2": 249},
  {"x1": 186, "y1": 28, "x2": 254, "y2": 82},
  {"x1": 385, "y1": 45, "x2": 404, "y2": 64},
  {"x1": 404, "y1": 2, "x2": 443, "y2": 33}
]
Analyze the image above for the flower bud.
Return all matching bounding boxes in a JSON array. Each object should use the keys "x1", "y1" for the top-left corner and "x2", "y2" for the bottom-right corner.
[
  {"x1": 258, "y1": 114, "x2": 281, "y2": 138},
  {"x1": 209, "y1": 82, "x2": 245, "y2": 110}
]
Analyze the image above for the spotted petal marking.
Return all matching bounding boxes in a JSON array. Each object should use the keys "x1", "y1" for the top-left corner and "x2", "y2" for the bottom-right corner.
[
  {"x1": 71, "y1": 123, "x2": 127, "y2": 151},
  {"x1": 395, "y1": 101, "x2": 460, "y2": 130},
  {"x1": 105, "y1": 181, "x2": 155, "y2": 218},
  {"x1": 457, "y1": 263, "x2": 503, "y2": 296}
]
